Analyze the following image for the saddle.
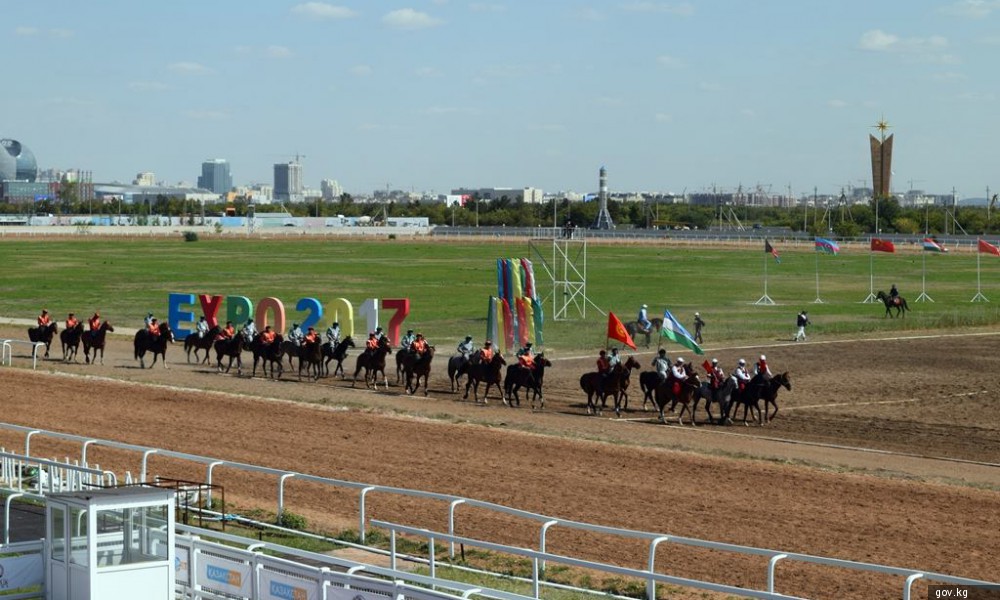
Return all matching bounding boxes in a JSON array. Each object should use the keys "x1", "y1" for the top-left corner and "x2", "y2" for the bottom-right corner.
[{"x1": 891, "y1": 297, "x2": 902, "y2": 307}]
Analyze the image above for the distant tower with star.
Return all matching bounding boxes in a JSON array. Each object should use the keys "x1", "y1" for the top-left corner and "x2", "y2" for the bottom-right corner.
[
  {"x1": 869, "y1": 117, "x2": 893, "y2": 201},
  {"x1": 591, "y1": 165, "x2": 614, "y2": 229}
]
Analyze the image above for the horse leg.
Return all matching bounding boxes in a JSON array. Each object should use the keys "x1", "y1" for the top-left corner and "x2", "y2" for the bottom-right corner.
[{"x1": 767, "y1": 399, "x2": 778, "y2": 423}]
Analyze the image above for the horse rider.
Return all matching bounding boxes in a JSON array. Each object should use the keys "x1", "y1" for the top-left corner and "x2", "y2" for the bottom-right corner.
[
  {"x1": 147, "y1": 317, "x2": 161, "y2": 340},
  {"x1": 669, "y1": 357, "x2": 688, "y2": 396},
  {"x1": 260, "y1": 325, "x2": 277, "y2": 345},
  {"x1": 517, "y1": 342, "x2": 535, "y2": 368},
  {"x1": 304, "y1": 326, "x2": 319, "y2": 345},
  {"x1": 196, "y1": 316, "x2": 210, "y2": 338},
  {"x1": 607, "y1": 347, "x2": 621, "y2": 368},
  {"x1": 144, "y1": 312, "x2": 155, "y2": 328},
  {"x1": 693, "y1": 312, "x2": 705, "y2": 344},
  {"x1": 364, "y1": 331, "x2": 379, "y2": 354},
  {"x1": 889, "y1": 284, "x2": 900, "y2": 306},
  {"x1": 65, "y1": 312, "x2": 79, "y2": 330},
  {"x1": 219, "y1": 320, "x2": 236, "y2": 340},
  {"x1": 242, "y1": 318, "x2": 257, "y2": 341},
  {"x1": 326, "y1": 322, "x2": 341, "y2": 345},
  {"x1": 707, "y1": 358, "x2": 725, "y2": 391},
  {"x1": 410, "y1": 333, "x2": 429, "y2": 357},
  {"x1": 637, "y1": 304, "x2": 651, "y2": 334},
  {"x1": 288, "y1": 322, "x2": 304, "y2": 346},
  {"x1": 375, "y1": 326, "x2": 388, "y2": 344},
  {"x1": 457, "y1": 335, "x2": 475, "y2": 358},
  {"x1": 479, "y1": 340, "x2": 495, "y2": 362},
  {"x1": 596, "y1": 349, "x2": 612, "y2": 395},
  {"x1": 88, "y1": 312, "x2": 102, "y2": 340},
  {"x1": 37, "y1": 309, "x2": 52, "y2": 328},
  {"x1": 733, "y1": 359, "x2": 752, "y2": 393},
  {"x1": 755, "y1": 354, "x2": 772, "y2": 380},
  {"x1": 652, "y1": 348, "x2": 670, "y2": 382},
  {"x1": 400, "y1": 329, "x2": 416, "y2": 349}
]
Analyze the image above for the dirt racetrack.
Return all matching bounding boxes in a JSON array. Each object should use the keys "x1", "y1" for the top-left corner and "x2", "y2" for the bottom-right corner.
[{"x1": 1, "y1": 324, "x2": 999, "y2": 599}]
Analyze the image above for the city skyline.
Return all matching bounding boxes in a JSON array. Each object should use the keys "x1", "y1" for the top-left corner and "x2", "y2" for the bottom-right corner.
[{"x1": 4, "y1": 1, "x2": 999, "y2": 198}]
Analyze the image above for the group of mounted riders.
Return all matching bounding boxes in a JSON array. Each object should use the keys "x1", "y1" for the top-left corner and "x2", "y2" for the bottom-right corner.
[{"x1": 28, "y1": 308, "x2": 114, "y2": 364}]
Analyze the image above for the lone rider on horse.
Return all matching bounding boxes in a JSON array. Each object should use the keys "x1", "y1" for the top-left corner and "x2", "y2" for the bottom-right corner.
[
  {"x1": 147, "y1": 318, "x2": 161, "y2": 340},
  {"x1": 890, "y1": 284, "x2": 901, "y2": 305},
  {"x1": 637, "y1": 304, "x2": 652, "y2": 334},
  {"x1": 652, "y1": 348, "x2": 670, "y2": 382}
]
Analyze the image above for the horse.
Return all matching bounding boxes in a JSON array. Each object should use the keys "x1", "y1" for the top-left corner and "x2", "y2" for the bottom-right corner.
[
  {"x1": 322, "y1": 336, "x2": 355, "y2": 378},
  {"x1": 876, "y1": 290, "x2": 909, "y2": 318},
  {"x1": 447, "y1": 353, "x2": 477, "y2": 392},
  {"x1": 279, "y1": 339, "x2": 300, "y2": 370},
  {"x1": 403, "y1": 346, "x2": 435, "y2": 396},
  {"x1": 184, "y1": 325, "x2": 221, "y2": 364},
  {"x1": 352, "y1": 337, "x2": 392, "y2": 390},
  {"x1": 579, "y1": 356, "x2": 641, "y2": 417},
  {"x1": 463, "y1": 352, "x2": 507, "y2": 404},
  {"x1": 60, "y1": 322, "x2": 85, "y2": 362},
  {"x1": 395, "y1": 347, "x2": 415, "y2": 385},
  {"x1": 503, "y1": 353, "x2": 552, "y2": 410},
  {"x1": 27, "y1": 322, "x2": 58, "y2": 358},
  {"x1": 653, "y1": 364, "x2": 703, "y2": 425},
  {"x1": 696, "y1": 377, "x2": 736, "y2": 425},
  {"x1": 297, "y1": 339, "x2": 324, "y2": 381},
  {"x1": 730, "y1": 372, "x2": 791, "y2": 426},
  {"x1": 250, "y1": 334, "x2": 285, "y2": 379},
  {"x1": 82, "y1": 322, "x2": 114, "y2": 365},
  {"x1": 213, "y1": 334, "x2": 246, "y2": 375},
  {"x1": 133, "y1": 323, "x2": 174, "y2": 369},
  {"x1": 639, "y1": 370, "x2": 663, "y2": 412},
  {"x1": 624, "y1": 317, "x2": 663, "y2": 348}
]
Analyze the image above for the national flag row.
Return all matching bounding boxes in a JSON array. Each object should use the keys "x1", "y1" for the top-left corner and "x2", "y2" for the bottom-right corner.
[{"x1": 762, "y1": 237, "x2": 1000, "y2": 257}]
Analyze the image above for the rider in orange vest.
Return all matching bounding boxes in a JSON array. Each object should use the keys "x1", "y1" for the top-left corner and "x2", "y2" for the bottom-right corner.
[
  {"x1": 304, "y1": 327, "x2": 319, "y2": 344},
  {"x1": 66, "y1": 313, "x2": 79, "y2": 329},
  {"x1": 260, "y1": 326, "x2": 276, "y2": 344},
  {"x1": 37, "y1": 309, "x2": 52, "y2": 327},
  {"x1": 147, "y1": 318, "x2": 161, "y2": 337},
  {"x1": 479, "y1": 340, "x2": 494, "y2": 362},
  {"x1": 89, "y1": 313, "x2": 101, "y2": 331},
  {"x1": 410, "y1": 333, "x2": 428, "y2": 356},
  {"x1": 221, "y1": 321, "x2": 235, "y2": 339},
  {"x1": 365, "y1": 332, "x2": 379, "y2": 351},
  {"x1": 517, "y1": 342, "x2": 535, "y2": 368}
]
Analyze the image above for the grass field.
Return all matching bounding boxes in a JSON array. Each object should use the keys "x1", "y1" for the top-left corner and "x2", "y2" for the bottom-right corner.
[{"x1": 4, "y1": 235, "x2": 1000, "y2": 352}]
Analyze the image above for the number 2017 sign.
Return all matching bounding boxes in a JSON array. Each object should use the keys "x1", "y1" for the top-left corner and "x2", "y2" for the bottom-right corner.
[{"x1": 167, "y1": 293, "x2": 410, "y2": 345}]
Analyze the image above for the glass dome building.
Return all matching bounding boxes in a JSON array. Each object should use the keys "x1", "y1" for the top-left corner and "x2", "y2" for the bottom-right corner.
[{"x1": 0, "y1": 138, "x2": 38, "y2": 182}]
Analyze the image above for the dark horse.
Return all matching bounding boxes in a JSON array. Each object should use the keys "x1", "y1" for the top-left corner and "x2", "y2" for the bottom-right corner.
[
  {"x1": 653, "y1": 365, "x2": 703, "y2": 425},
  {"x1": 730, "y1": 372, "x2": 792, "y2": 426},
  {"x1": 184, "y1": 326, "x2": 221, "y2": 364},
  {"x1": 297, "y1": 339, "x2": 324, "y2": 381},
  {"x1": 352, "y1": 336, "x2": 393, "y2": 389},
  {"x1": 60, "y1": 323, "x2": 85, "y2": 362},
  {"x1": 322, "y1": 336, "x2": 355, "y2": 378},
  {"x1": 876, "y1": 291, "x2": 909, "y2": 318},
  {"x1": 463, "y1": 352, "x2": 507, "y2": 404},
  {"x1": 251, "y1": 334, "x2": 285, "y2": 379},
  {"x1": 696, "y1": 377, "x2": 736, "y2": 425},
  {"x1": 395, "y1": 347, "x2": 415, "y2": 385},
  {"x1": 133, "y1": 323, "x2": 174, "y2": 369},
  {"x1": 503, "y1": 353, "x2": 552, "y2": 410},
  {"x1": 624, "y1": 317, "x2": 663, "y2": 348},
  {"x1": 82, "y1": 322, "x2": 114, "y2": 365},
  {"x1": 27, "y1": 322, "x2": 58, "y2": 358},
  {"x1": 639, "y1": 370, "x2": 662, "y2": 412},
  {"x1": 447, "y1": 353, "x2": 477, "y2": 392},
  {"x1": 403, "y1": 346, "x2": 436, "y2": 396},
  {"x1": 579, "y1": 356, "x2": 641, "y2": 417},
  {"x1": 213, "y1": 334, "x2": 246, "y2": 375}
]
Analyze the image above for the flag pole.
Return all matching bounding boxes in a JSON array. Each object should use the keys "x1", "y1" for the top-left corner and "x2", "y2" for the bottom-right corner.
[
  {"x1": 813, "y1": 246, "x2": 824, "y2": 303},
  {"x1": 754, "y1": 241, "x2": 775, "y2": 305},
  {"x1": 861, "y1": 238, "x2": 877, "y2": 303},
  {"x1": 915, "y1": 250, "x2": 933, "y2": 302},
  {"x1": 972, "y1": 243, "x2": 989, "y2": 302}
]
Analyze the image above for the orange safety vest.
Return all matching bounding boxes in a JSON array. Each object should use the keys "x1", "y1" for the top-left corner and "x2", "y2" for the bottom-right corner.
[
  {"x1": 480, "y1": 348, "x2": 494, "y2": 361},
  {"x1": 305, "y1": 332, "x2": 318, "y2": 343},
  {"x1": 89, "y1": 316, "x2": 101, "y2": 330},
  {"x1": 411, "y1": 339, "x2": 427, "y2": 353},
  {"x1": 366, "y1": 337, "x2": 379, "y2": 350},
  {"x1": 223, "y1": 325, "x2": 235, "y2": 338},
  {"x1": 66, "y1": 317, "x2": 79, "y2": 329},
  {"x1": 148, "y1": 323, "x2": 160, "y2": 335},
  {"x1": 38, "y1": 314, "x2": 51, "y2": 326},
  {"x1": 261, "y1": 331, "x2": 276, "y2": 344}
]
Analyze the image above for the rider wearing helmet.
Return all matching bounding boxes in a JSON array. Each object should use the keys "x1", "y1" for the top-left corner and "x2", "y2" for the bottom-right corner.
[
  {"x1": 400, "y1": 329, "x2": 416, "y2": 349},
  {"x1": 607, "y1": 347, "x2": 621, "y2": 368},
  {"x1": 222, "y1": 321, "x2": 236, "y2": 339},
  {"x1": 708, "y1": 358, "x2": 725, "y2": 390},
  {"x1": 365, "y1": 331, "x2": 379, "y2": 352},
  {"x1": 517, "y1": 342, "x2": 535, "y2": 368},
  {"x1": 37, "y1": 309, "x2": 52, "y2": 327},
  {"x1": 410, "y1": 333, "x2": 428, "y2": 356},
  {"x1": 261, "y1": 325, "x2": 276, "y2": 344},
  {"x1": 457, "y1": 335, "x2": 474, "y2": 357},
  {"x1": 288, "y1": 322, "x2": 304, "y2": 345},
  {"x1": 326, "y1": 322, "x2": 341, "y2": 345},
  {"x1": 733, "y1": 358, "x2": 752, "y2": 392},
  {"x1": 479, "y1": 340, "x2": 494, "y2": 362},
  {"x1": 65, "y1": 312, "x2": 79, "y2": 329},
  {"x1": 196, "y1": 316, "x2": 210, "y2": 338},
  {"x1": 637, "y1": 304, "x2": 651, "y2": 334},
  {"x1": 304, "y1": 326, "x2": 319, "y2": 344},
  {"x1": 242, "y1": 318, "x2": 257, "y2": 340},
  {"x1": 755, "y1": 354, "x2": 772, "y2": 380},
  {"x1": 652, "y1": 348, "x2": 670, "y2": 382}
]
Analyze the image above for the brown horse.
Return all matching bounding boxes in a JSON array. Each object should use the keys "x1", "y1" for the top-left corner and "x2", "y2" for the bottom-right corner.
[
  {"x1": 322, "y1": 336, "x2": 355, "y2": 378},
  {"x1": 624, "y1": 317, "x2": 663, "y2": 348},
  {"x1": 213, "y1": 334, "x2": 245, "y2": 375},
  {"x1": 653, "y1": 364, "x2": 703, "y2": 425},
  {"x1": 250, "y1": 334, "x2": 285, "y2": 379},
  {"x1": 876, "y1": 291, "x2": 909, "y2": 318},
  {"x1": 447, "y1": 353, "x2": 478, "y2": 392},
  {"x1": 463, "y1": 352, "x2": 506, "y2": 404},
  {"x1": 579, "y1": 356, "x2": 641, "y2": 416},
  {"x1": 352, "y1": 336, "x2": 393, "y2": 389},
  {"x1": 403, "y1": 346, "x2": 435, "y2": 396},
  {"x1": 297, "y1": 339, "x2": 324, "y2": 381},
  {"x1": 184, "y1": 326, "x2": 221, "y2": 364},
  {"x1": 395, "y1": 347, "x2": 415, "y2": 385},
  {"x1": 27, "y1": 322, "x2": 58, "y2": 358},
  {"x1": 82, "y1": 322, "x2": 114, "y2": 365},
  {"x1": 60, "y1": 322, "x2": 85, "y2": 362},
  {"x1": 503, "y1": 353, "x2": 552, "y2": 410},
  {"x1": 133, "y1": 323, "x2": 174, "y2": 369},
  {"x1": 731, "y1": 372, "x2": 791, "y2": 426}
]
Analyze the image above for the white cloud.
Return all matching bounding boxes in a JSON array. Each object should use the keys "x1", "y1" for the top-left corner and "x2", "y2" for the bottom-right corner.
[
  {"x1": 292, "y1": 3, "x2": 358, "y2": 19},
  {"x1": 828, "y1": 99, "x2": 848, "y2": 109},
  {"x1": 49, "y1": 28, "x2": 74, "y2": 38},
  {"x1": 382, "y1": 9, "x2": 443, "y2": 30},
  {"x1": 169, "y1": 61, "x2": 211, "y2": 74},
  {"x1": 15, "y1": 26, "x2": 39, "y2": 36},
  {"x1": 266, "y1": 45, "x2": 293, "y2": 58},
  {"x1": 469, "y1": 3, "x2": 506, "y2": 12},
  {"x1": 129, "y1": 81, "x2": 170, "y2": 92},
  {"x1": 940, "y1": 0, "x2": 1000, "y2": 19},
  {"x1": 621, "y1": 2, "x2": 694, "y2": 16},
  {"x1": 656, "y1": 54, "x2": 684, "y2": 68},
  {"x1": 351, "y1": 64, "x2": 373, "y2": 76},
  {"x1": 183, "y1": 109, "x2": 230, "y2": 120},
  {"x1": 858, "y1": 29, "x2": 899, "y2": 51},
  {"x1": 858, "y1": 30, "x2": 958, "y2": 63}
]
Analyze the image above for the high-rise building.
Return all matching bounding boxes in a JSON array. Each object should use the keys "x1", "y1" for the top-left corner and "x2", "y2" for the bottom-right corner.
[
  {"x1": 321, "y1": 179, "x2": 343, "y2": 200},
  {"x1": 197, "y1": 159, "x2": 233, "y2": 195},
  {"x1": 133, "y1": 172, "x2": 155, "y2": 186},
  {"x1": 274, "y1": 162, "x2": 303, "y2": 203}
]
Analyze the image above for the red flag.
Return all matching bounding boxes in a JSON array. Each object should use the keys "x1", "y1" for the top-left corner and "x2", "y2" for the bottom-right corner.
[
  {"x1": 871, "y1": 238, "x2": 895, "y2": 253},
  {"x1": 607, "y1": 312, "x2": 637, "y2": 350},
  {"x1": 764, "y1": 239, "x2": 780, "y2": 263},
  {"x1": 978, "y1": 239, "x2": 1000, "y2": 256},
  {"x1": 702, "y1": 359, "x2": 713, "y2": 374}
]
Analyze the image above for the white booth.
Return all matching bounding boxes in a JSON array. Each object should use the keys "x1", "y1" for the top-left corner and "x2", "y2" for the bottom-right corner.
[{"x1": 46, "y1": 487, "x2": 175, "y2": 600}]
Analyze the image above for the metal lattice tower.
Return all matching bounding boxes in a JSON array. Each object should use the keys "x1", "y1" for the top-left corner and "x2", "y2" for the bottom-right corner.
[{"x1": 529, "y1": 232, "x2": 604, "y2": 321}]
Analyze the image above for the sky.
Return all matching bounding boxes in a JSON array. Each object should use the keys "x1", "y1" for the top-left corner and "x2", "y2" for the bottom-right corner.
[{"x1": 4, "y1": 1, "x2": 1000, "y2": 199}]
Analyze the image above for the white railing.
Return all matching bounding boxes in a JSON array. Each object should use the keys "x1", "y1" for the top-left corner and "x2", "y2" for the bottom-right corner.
[{"x1": 0, "y1": 340, "x2": 47, "y2": 369}]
